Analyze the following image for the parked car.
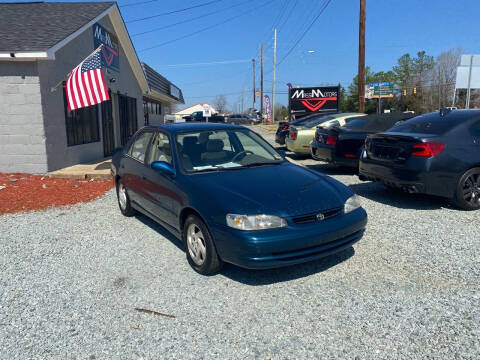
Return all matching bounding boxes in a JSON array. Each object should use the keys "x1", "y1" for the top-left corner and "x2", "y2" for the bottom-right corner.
[
  {"x1": 285, "y1": 113, "x2": 365, "y2": 155},
  {"x1": 359, "y1": 109, "x2": 480, "y2": 210},
  {"x1": 183, "y1": 111, "x2": 225, "y2": 123},
  {"x1": 311, "y1": 113, "x2": 414, "y2": 168},
  {"x1": 226, "y1": 114, "x2": 260, "y2": 125},
  {"x1": 112, "y1": 123, "x2": 367, "y2": 274},
  {"x1": 275, "y1": 112, "x2": 336, "y2": 145}
]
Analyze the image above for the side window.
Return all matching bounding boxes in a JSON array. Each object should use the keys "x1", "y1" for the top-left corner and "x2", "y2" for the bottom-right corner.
[
  {"x1": 469, "y1": 120, "x2": 480, "y2": 137},
  {"x1": 148, "y1": 132, "x2": 172, "y2": 165},
  {"x1": 128, "y1": 131, "x2": 153, "y2": 163}
]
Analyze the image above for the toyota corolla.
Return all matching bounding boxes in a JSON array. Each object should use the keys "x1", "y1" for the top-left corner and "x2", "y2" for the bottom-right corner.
[{"x1": 112, "y1": 123, "x2": 367, "y2": 275}]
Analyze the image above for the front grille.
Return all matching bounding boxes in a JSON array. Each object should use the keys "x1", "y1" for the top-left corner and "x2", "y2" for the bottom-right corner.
[{"x1": 292, "y1": 208, "x2": 342, "y2": 224}]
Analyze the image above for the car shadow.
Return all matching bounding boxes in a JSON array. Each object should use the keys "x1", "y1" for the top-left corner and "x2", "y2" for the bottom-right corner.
[
  {"x1": 134, "y1": 213, "x2": 185, "y2": 252},
  {"x1": 348, "y1": 181, "x2": 452, "y2": 210},
  {"x1": 220, "y1": 247, "x2": 355, "y2": 285},
  {"x1": 305, "y1": 163, "x2": 358, "y2": 176}
]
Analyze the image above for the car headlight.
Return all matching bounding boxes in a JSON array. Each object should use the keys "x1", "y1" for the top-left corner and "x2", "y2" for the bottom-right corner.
[
  {"x1": 226, "y1": 214, "x2": 287, "y2": 231},
  {"x1": 344, "y1": 194, "x2": 361, "y2": 214}
]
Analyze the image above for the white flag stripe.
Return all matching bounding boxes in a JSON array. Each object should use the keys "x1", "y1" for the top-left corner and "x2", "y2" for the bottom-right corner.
[
  {"x1": 88, "y1": 70, "x2": 101, "y2": 103},
  {"x1": 96, "y1": 69, "x2": 107, "y2": 101},
  {"x1": 83, "y1": 70, "x2": 95, "y2": 105},
  {"x1": 71, "y1": 66, "x2": 82, "y2": 110},
  {"x1": 76, "y1": 63, "x2": 89, "y2": 106}
]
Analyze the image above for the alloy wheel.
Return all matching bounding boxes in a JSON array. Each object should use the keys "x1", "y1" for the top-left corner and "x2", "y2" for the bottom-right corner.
[
  {"x1": 462, "y1": 172, "x2": 480, "y2": 206},
  {"x1": 186, "y1": 223, "x2": 207, "y2": 266},
  {"x1": 118, "y1": 183, "x2": 127, "y2": 210}
]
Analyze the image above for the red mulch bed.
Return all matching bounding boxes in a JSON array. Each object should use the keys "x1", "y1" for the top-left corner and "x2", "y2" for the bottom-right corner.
[{"x1": 0, "y1": 173, "x2": 114, "y2": 215}]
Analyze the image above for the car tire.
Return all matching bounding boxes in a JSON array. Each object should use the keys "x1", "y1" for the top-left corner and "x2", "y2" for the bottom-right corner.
[
  {"x1": 183, "y1": 215, "x2": 223, "y2": 275},
  {"x1": 116, "y1": 179, "x2": 136, "y2": 217},
  {"x1": 452, "y1": 167, "x2": 480, "y2": 211}
]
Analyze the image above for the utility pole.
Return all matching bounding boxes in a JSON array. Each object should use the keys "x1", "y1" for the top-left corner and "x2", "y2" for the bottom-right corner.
[
  {"x1": 260, "y1": 43, "x2": 264, "y2": 121},
  {"x1": 252, "y1": 58, "x2": 256, "y2": 110},
  {"x1": 272, "y1": 28, "x2": 277, "y2": 122},
  {"x1": 358, "y1": 0, "x2": 366, "y2": 113}
]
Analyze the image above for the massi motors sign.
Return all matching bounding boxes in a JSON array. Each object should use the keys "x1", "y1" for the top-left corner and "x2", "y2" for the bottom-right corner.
[
  {"x1": 93, "y1": 23, "x2": 119, "y2": 72},
  {"x1": 289, "y1": 86, "x2": 339, "y2": 117}
]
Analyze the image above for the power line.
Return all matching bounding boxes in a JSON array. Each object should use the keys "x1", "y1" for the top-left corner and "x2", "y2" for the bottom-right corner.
[
  {"x1": 125, "y1": 0, "x2": 223, "y2": 23},
  {"x1": 160, "y1": 59, "x2": 253, "y2": 67},
  {"x1": 132, "y1": 0, "x2": 252, "y2": 37},
  {"x1": 277, "y1": 0, "x2": 334, "y2": 67},
  {"x1": 138, "y1": 0, "x2": 274, "y2": 52}
]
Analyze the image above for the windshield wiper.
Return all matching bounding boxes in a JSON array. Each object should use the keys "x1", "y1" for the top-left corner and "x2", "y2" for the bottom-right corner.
[{"x1": 240, "y1": 161, "x2": 283, "y2": 168}]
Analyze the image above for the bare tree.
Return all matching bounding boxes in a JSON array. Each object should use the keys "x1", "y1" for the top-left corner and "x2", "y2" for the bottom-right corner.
[
  {"x1": 432, "y1": 47, "x2": 461, "y2": 109},
  {"x1": 213, "y1": 95, "x2": 227, "y2": 114}
]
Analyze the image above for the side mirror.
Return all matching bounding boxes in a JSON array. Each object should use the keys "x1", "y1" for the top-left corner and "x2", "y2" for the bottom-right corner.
[
  {"x1": 277, "y1": 149, "x2": 286, "y2": 158},
  {"x1": 151, "y1": 161, "x2": 176, "y2": 177}
]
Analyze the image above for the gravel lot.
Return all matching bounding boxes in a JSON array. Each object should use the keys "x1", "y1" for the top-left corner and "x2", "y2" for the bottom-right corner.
[{"x1": 1, "y1": 126, "x2": 479, "y2": 359}]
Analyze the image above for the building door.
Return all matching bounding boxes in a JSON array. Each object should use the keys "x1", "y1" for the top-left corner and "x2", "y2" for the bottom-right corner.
[
  {"x1": 101, "y1": 97, "x2": 115, "y2": 157},
  {"x1": 118, "y1": 94, "x2": 138, "y2": 146}
]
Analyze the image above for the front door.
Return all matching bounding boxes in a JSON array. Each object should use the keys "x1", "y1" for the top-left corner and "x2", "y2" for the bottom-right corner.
[
  {"x1": 118, "y1": 94, "x2": 138, "y2": 146},
  {"x1": 142, "y1": 131, "x2": 177, "y2": 228},
  {"x1": 101, "y1": 98, "x2": 115, "y2": 157}
]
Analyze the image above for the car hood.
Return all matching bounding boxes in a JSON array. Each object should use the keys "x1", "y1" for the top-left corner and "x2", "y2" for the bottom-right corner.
[{"x1": 188, "y1": 162, "x2": 350, "y2": 217}]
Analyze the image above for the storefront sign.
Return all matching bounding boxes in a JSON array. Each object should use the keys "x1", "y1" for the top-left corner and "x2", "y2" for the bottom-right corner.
[
  {"x1": 93, "y1": 23, "x2": 119, "y2": 72},
  {"x1": 170, "y1": 84, "x2": 180, "y2": 99},
  {"x1": 289, "y1": 86, "x2": 338, "y2": 117}
]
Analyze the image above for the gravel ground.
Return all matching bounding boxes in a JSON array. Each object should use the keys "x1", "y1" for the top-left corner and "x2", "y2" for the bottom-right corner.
[{"x1": 1, "y1": 126, "x2": 479, "y2": 359}]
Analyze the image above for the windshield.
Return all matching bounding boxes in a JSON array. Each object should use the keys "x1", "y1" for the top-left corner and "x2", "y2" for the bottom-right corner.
[{"x1": 176, "y1": 129, "x2": 284, "y2": 173}]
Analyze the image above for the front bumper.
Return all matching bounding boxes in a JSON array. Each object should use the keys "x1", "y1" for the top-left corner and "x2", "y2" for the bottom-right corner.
[
  {"x1": 210, "y1": 208, "x2": 367, "y2": 269},
  {"x1": 310, "y1": 141, "x2": 359, "y2": 168}
]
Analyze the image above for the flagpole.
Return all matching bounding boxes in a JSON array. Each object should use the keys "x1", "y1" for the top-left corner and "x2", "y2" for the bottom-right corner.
[{"x1": 50, "y1": 44, "x2": 104, "y2": 92}]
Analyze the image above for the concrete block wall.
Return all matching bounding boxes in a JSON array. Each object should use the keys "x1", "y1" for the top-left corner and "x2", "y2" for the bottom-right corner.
[{"x1": 0, "y1": 62, "x2": 48, "y2": 173}]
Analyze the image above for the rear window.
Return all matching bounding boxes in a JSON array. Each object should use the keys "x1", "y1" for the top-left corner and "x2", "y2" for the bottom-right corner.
[
  {"x1": 303, "y1": 115, "x2": 335, "y2": 128},
  {"x1": 344, "y1": 118, "x2": 369, "y2": 129},
  {"x1": 389, "y1": 113, "x2": 462, "y2": 135}
]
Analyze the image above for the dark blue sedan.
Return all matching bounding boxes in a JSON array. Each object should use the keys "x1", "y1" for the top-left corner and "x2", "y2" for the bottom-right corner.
[{"x1": 111, "y1": 123, "x2": 367, "y2": 275}]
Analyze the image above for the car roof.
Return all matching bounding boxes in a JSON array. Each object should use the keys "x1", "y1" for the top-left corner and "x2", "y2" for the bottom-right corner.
[{"x1": 143, "y1": 122, "x2": 244, "y2": 134}]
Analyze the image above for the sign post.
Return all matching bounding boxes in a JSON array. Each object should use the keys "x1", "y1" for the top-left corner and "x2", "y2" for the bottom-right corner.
[
  {"x1": 202, "y1": 104, "x2": 211, "y2": 122},
  {"x1": 367, "y1": 82, "x2": 393, "y2": 114}
]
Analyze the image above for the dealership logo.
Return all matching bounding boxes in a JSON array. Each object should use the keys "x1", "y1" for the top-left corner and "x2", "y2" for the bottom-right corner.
[
  {"x1": 291, "y1": 88, "x2": 338, "y2": 111},
  {"x1": 93, "y1": 23, "x2": 119, "y2": 71}
]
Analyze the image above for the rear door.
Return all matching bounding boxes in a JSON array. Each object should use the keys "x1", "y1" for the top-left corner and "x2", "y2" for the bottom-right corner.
[{"x1": 122, "y1": 130, "x2": 154, "y2": 207}]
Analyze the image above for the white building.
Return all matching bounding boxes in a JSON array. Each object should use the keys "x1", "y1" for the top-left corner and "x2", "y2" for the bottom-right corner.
[{"x1": 175, "y1": 103, "x2": 218, "y2": 117}]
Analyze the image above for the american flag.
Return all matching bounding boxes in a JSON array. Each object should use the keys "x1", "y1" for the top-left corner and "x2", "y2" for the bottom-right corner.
[{"x1": 65, "y1": 47, "x2": 110, "y2": 111}]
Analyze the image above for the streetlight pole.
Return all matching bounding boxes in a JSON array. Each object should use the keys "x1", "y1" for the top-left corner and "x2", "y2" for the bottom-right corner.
[
  {"x1": 358, "y1": 0, "x2": 366, "y2": 113},
  {"x1": 272, "y1": 28, "x2": 277, "y2": 123}
]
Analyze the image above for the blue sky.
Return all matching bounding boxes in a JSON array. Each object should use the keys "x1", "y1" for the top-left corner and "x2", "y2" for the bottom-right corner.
[{"x1": 9, "y1": 0, "x2": 480, "y2": 110}]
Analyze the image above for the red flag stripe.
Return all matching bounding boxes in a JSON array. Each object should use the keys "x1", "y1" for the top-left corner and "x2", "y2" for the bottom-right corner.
[
  {"x1": 88, "y1": 70, "x2": 101, "y2": 104},
  {"x1": 83, "y1": 71, "x2": 95, "y2": 106},
  {"x1": 76, "y1": 64, "x2": 88, "y2": 107}
]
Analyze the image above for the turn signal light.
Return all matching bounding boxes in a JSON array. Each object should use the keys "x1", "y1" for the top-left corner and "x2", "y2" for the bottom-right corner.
[
  {"x1": 325, "y1": 135, "x2": 338, "y2": 146},
  {"x1": 411, "y1": 142, "x2": 445, "y2": 157},
  {"x1": 290, "y1": 132, "x2": 297, "y2": 140}
]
